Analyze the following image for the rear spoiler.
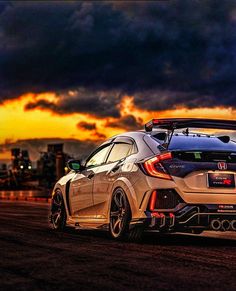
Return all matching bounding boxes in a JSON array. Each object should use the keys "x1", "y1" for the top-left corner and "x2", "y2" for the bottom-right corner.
[{"x1": 145, "y1": 118, "x2": 236, "y2": 132}]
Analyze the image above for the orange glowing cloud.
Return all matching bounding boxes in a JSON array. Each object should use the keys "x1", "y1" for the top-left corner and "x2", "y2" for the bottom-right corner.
[
  {"x1": 119, "y1": 96, "x2": 236, "y2": 122},
  {"x1": 1, "y1": 92, "x2": 236, "y2": 150},
  {"x1": 0, "y1": 93, "x2": 120, "y2": 145}
]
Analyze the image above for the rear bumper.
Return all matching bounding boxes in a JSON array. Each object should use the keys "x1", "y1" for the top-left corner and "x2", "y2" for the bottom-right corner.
[{"x1": 131, "y1": 204, "x2": 236, "y2": 232}]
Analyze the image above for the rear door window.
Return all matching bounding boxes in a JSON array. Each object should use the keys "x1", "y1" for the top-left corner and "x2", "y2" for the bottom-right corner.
[
  {"x1": 106, "y1": 143, "x2": 133, "y2": 163},
  {"x1": 86, "y1": 144, "x2": 112, "y2": 168}
]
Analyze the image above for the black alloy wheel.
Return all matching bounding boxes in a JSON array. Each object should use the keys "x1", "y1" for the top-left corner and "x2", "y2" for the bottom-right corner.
[
  {"x1": 110, "y1": 188, "x2": 130, "y2": 239},
  {"x1": 110, "y1": 188, "x2": 143, "y2": 241}
]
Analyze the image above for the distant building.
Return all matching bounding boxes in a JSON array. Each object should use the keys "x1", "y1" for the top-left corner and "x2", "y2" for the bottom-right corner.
[
  {"x1": 37, "y1": 143, "x2": 71, "y2": 188},
  {"x1": 0, "y1": 144, "x2": 71, "y2": 190},
  {"x1": 11, "y1": 148, "x2": 32, "y2": 171}
]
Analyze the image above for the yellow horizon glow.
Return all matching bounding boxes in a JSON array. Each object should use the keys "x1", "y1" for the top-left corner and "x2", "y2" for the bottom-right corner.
[
  {"x1": 0, "y1": 93, "x2": 121, "y2": 143},
  {"x1": 1, "y1": 93, "x2": 236, "y2": 160}
]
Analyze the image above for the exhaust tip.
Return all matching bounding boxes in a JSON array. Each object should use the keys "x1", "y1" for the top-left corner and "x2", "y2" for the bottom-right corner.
[
  {"x1": 221, "y1": 220, "x2": 231, "y2": 231},
  {"x1": 230, "y1": 220, "x2": 236, "y2": 231},
  {"x1": 211, "y1": 219, "x2": 221, "y2": 231}
]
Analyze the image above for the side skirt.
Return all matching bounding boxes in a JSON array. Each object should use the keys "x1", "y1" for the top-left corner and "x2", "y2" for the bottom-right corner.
[{"x1": 66, "y1": 215, "x2": 109, "y2": 230}]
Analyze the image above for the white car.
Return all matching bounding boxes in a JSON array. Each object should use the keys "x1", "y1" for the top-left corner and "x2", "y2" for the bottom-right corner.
[{"x1": 50, "y1": 118, "x2": 236, "y2": 240}]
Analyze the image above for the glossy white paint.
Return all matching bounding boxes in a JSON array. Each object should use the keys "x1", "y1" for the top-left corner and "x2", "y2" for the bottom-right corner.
[{"x1": 52, "y1": 130, "x2": 236, "y2": 229}]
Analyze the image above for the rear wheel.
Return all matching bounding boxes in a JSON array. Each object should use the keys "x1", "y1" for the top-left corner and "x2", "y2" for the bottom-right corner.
[
  {"x1": 109, "y1": 188, "x2": 143, "y2": 241},
  {"x1": 50, "y1": 189, "x2": 67, "y2": 231}
]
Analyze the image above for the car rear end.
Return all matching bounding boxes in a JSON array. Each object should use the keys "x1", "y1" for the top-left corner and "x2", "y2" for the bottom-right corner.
[{"x1": 136, "y1": 118, "x2": 236, "y2": 234}]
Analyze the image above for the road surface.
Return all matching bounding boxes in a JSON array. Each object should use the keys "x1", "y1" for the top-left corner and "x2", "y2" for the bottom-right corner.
[{"x1": 0, "y1": 200, "x2": 236, "y2": 290}]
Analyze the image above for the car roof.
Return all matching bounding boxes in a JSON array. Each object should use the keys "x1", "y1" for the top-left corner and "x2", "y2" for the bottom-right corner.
[{"x1": 106, "y1": 131, "x2": 146, "y2": 142}]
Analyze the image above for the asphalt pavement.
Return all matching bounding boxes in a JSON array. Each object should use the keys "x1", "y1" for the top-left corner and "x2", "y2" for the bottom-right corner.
[{"x1": 0, "y1": 200, "x2": 236, "y2": 291}]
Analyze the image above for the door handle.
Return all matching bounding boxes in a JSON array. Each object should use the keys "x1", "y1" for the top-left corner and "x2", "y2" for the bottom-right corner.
[
  {"x1": 110, "y1": 162, "x2": 124, "y2": 174},
  {"x1": 87, "y1": 172, "x2": 95, "y2": 179}
]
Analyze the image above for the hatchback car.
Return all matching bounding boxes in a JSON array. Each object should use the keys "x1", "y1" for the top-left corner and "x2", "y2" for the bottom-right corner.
[{"x1": 50, "y1": 118, "x2": 236, "y2": 240}]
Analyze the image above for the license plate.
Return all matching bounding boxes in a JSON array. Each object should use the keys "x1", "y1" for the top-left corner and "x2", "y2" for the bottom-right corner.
[{"x1": 208, "y1": 173, "x2": 235, "y2": 188}]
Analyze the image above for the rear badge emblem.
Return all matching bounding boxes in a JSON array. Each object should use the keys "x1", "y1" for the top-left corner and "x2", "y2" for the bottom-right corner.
[{"x1": 217, "y1": 161, "x2": 227, "y2": 170}]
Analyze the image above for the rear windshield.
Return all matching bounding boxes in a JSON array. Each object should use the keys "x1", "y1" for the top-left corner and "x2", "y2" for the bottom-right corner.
[{"x1": 168, "y1": 135, "x2": 236, "y2": 151}]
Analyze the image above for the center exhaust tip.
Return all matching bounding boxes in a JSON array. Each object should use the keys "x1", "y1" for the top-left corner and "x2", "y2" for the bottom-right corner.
[{"x1": 221, "y1": 220, "x2": 231, "y2": 231}]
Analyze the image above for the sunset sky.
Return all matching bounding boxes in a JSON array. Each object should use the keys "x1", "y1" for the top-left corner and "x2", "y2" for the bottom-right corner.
[{"x1": 1, "y1": 1, "x2": 236, "y2": 161}]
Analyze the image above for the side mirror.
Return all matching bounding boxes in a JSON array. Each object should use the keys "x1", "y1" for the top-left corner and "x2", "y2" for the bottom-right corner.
[{"x1": 67, "y1": 159, "x2": 82, "y2": 172}]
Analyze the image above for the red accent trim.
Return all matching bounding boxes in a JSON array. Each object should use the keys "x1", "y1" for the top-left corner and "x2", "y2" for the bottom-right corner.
[
  {"x1": 151, "y1": 211, "x2": 161, "y2": 218},
  {"x1": 224, "y1": 179, "x2": 232, "y2": 185},
  {"x1": 149, "y1": 190, "x2": 157, "y2": 211},
  {"x1": 152, "y1": 119, "x2": 172, "y2": 125},
  {"x1": 152, "y1": 119, "x2": 160, "y2": 124}
]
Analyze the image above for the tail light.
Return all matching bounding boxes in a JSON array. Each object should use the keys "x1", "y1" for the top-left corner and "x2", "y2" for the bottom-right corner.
[{"x1": 143, "y1": 152, "x2": 172, "y2": 180}]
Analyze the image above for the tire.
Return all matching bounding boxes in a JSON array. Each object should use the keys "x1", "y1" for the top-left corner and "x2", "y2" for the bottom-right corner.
[
  {"x1": 50, "y1": 189, "x2": 67, "y2": 231},
  {"x1": 109, "y1": 188, "x2": 143, "y2": 242}
]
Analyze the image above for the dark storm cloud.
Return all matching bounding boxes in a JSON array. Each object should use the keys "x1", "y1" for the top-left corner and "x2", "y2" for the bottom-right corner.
[
  {"x1": 133, "y1": 90, "x2": 226, "y2": 111},
  {"x1": 25, "y1": 89, "x2": 121, "y2": 117},
  {"x1": 106, "y1": 115, "x2": 143, "y2": 131},
  {"x1": 1, "y1": 1, "x2": 236, "y2": 113},
  {"x1": 77, "y1": 121, "x2": 96, "y2": 131}
]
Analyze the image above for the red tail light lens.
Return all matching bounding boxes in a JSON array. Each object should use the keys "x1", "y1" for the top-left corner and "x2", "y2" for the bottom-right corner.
[{"x1": 144, "y1": 152, "x2": 172, "y2": 180}]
